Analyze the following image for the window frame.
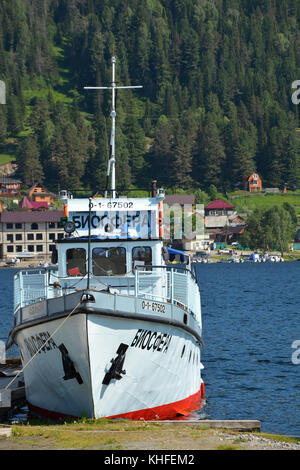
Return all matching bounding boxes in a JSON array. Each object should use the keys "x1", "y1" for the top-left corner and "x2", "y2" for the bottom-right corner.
[
  {"x1": 132, "y1": 246, "x2": 152, "y2": 270},
  {"x1": 66, "y1": 247, "x2": 87, "y2": 277},
  {"x1": 92, "y1": 247, "x2": 127, "y2": 276}
]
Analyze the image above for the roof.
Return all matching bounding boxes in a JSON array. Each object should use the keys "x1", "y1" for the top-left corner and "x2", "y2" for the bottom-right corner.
[
  {"x1": 219, "y1": 225, "x2": 246, "y2": 235},
  {"x1": 164, "y1": 194, "x2": 195, "y2": 206},
  {"x1": 0, "y1": 177, "x2": 22, "y2": 184},
  {"x1": 19, "y1": 196, "x2": 48, "y2": 210},
  {"x1": 248, "y1": 172, "x2": 261, "y2": 180},
  {"x1": 167, "y1": 247, "x2": 188, "y2": 261},
  {"x1": 28, "y1": 183, "x2": 55, "y2": 197},
  {"x1": 0, "y1": 210, "x2": 63, "y2": 223},
  {"x1": 205, "y1": 199, "x2": 235, "y2": 210}
]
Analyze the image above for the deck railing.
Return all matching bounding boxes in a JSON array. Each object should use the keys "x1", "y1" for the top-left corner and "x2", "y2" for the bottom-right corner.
[{"x1": 14, "y1": 265, "x2": 200, "y2": 320}]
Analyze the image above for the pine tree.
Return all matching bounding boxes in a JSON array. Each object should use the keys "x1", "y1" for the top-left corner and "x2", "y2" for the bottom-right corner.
[
  {"x1": 84, "y1": 110, "x2": 109, "y2": 191},
  {"x1": 194, "y1": 113, "x2": 226, "y2": 189},
  {"x1": 16, "y1": 136, "x2": 44, "y2": 187}
]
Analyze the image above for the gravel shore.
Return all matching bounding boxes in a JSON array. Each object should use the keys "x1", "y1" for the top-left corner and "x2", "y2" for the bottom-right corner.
[{"x1": 1, "y1": 422, "x2": 300, "y2": 450}]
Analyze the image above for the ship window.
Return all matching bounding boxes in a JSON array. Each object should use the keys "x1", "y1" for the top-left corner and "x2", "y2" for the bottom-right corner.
[
  {"x1": 92, "y1": 247, "x2": 126, "y2": 276},
  {"x1": 67, "y1": 248, "x2": 87, "y2": 277},
  {"x1": 132, "y1": 247, "x2": 152, "y2": 270}
]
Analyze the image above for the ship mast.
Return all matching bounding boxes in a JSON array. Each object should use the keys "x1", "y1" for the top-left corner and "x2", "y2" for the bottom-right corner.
[{"x1": 84, "y1": 50, "x2": 142, "y2": 198}]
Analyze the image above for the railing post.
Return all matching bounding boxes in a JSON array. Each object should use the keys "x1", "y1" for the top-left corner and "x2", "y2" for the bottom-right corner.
[
  {"x1": 135, "y1": 269, "x2": 139, "y2": 297},
  {"x1": 19, "y1": 271, "x2": 23, "y2": 309},
  {"x1": 44, "y1": 271, "x2": 48, "y2": 301},
  {"x1": 186, "y1": 271, "x2": 189, "y2": 311},
  {"x1": 170, "y1": 269, "x2": 174, "y2": 304}
]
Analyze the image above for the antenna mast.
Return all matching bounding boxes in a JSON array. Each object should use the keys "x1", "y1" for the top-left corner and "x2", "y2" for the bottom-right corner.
[{"x1": 84, "y1": 50, "x2": 142, "y2": 198}]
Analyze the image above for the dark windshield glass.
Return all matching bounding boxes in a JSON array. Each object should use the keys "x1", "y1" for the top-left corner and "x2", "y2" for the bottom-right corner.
[
  {"x1": 66, "y1": 248, "x2": 86, "y2": 276},
  {"x1": 92, "y1": 247, "x2": 126, "y2": 275},
  {"x1": 132, "y1": 246, "x2": 152, "y2": 269}
]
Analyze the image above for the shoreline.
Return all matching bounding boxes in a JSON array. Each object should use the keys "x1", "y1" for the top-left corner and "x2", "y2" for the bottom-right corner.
[{"x1": 1, "y1": 420, "x2": 300, "y2": 451}]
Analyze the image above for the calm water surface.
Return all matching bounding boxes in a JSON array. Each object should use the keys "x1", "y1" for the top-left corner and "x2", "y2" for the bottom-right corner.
[
  {"x1": 0, "y1": 264, "x2": 300, "y2": 435},
  {"x1": 195, "y1": 261, "x2": 300, "y2": 436}
]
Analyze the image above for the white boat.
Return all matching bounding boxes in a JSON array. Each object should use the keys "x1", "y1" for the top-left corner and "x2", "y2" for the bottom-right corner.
[
  {"x1": 5, "y1": 257, "x2": 20, "y2": 266},
  {"x1": 7, "y1": 54, "x2": 204, "y2": 421}
]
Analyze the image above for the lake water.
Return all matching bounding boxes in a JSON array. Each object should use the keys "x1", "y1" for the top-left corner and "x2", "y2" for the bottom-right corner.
[
  {"x1": 1, "y1": 264, "x2": 300, "y2": 435},
  {"x1": 195, "y1": 261, "x2": 300, "y2": 436}
]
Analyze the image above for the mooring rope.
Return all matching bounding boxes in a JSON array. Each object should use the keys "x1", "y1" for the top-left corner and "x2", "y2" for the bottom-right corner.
[{"x1": 4, "y1": 299, "x2": 83, "y2": 391}]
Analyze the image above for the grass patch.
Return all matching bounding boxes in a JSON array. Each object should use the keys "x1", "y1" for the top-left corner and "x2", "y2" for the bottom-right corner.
[
  {"x1": 0, "y1": 154, "x2": 16, "y2": 165},
  {"x1": 215, "y1": 443, "x2": 241, "y2": 451},
  {"x1": 9, "y1": 420, "x2": 208, "y2": 450},
  {"x1": 7, "y1": 422, "x2": 300, "y2": 450},
  {"x1": 0, "y1": 139, "x2": 18, "y2": 165},
  {"x1": 229, "y1": 192, "x2": 300, "y2": 216}
]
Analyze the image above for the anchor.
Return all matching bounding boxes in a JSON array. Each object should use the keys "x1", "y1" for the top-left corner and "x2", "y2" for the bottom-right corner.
[
  {"x1": 102, "y1": 343, "x2": 128, "y2": 385},
  {"x1": 58, "y1": 343, "x2": 83, "y2": 385}
]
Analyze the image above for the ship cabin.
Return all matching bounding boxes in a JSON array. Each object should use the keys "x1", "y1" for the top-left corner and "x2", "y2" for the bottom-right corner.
[
  {"x1": 51, "y1": 192, "x2": 189, "y2": 299},
  {"x1": 58, "y1": 239, "x2": 163, "y2": 279},
  {"x1": 13, "y1": 193, "x2": 200, "y2": 330}
]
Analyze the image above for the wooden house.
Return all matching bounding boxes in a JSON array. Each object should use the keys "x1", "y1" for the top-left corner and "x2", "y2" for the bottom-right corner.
[
  {"x1": 28, "y1": 184, "x2": 55, "y2": 205},
  {"x1": 0, "y1": 177, "x2": 21, "y2": 198},
  {"x1": 244, "y1": 172, "x2": 262, "y2": 192}
]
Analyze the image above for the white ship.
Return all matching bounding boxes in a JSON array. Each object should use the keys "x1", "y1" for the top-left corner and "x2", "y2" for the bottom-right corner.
[{"x1": 8, "y1": 55, "x2": 205, "y2": 421}]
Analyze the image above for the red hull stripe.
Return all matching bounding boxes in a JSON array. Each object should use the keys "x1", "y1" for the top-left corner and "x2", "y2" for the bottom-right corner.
[
  {"x1": 107, "y1": 388, "x2": 204, "y2": 420},
  {"x1": 28, "y1": 383, "x2": 205, "y2": 422}
]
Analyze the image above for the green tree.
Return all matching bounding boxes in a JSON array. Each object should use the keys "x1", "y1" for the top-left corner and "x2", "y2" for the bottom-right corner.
[
  {"x1": 241, "y1": 206, "x2": 296, "y2": 254},
  {"x1": 194, "y1": 113, "x2": 226, "y2": 189},
  {"x1": 263, "y1": 206, "x2": 296, "y2": 255},
  {"x1": 16, "y1": 136, "x2": 44, "y2": 187}
]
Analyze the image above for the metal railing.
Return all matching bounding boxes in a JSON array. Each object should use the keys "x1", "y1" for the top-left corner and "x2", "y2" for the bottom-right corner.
[
  {"x1": 14, "y1": 265, "x2": 201, "y2": 320},
  {"x1": 135, "y1": 266, "x2": 200, "y2": 317}
]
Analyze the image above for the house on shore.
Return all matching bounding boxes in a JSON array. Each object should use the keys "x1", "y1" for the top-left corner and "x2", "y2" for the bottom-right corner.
[
  {"x1": 163, "y1": 194, "x2": 210, "y2": 251},
  {"x1": 0, "y1": 210, "x2": 65, "y2": 259},
  {"x1": 0, "y1": 177, "x2": 22, "y2": 198},
  {"x1": 164, "y1": 194, "x2": 195, "y2": 207},
  {"x1": 204, "y1": 199, "x2": 246, "y2": 246},
  {"x1": 244, "y1": 172, "x2": 263, "y2": 192},
  {"x1": 28, "y1": 184, "x2": 55, "y2": 205},
  {"x1": 19, "y1": 196, "x2": 49, "y2": 211}
]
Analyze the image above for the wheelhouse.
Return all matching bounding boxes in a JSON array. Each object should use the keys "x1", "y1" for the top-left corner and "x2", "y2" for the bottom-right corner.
[{"x1": 56, "y1": 238, "x2": 164, "y2": 278}]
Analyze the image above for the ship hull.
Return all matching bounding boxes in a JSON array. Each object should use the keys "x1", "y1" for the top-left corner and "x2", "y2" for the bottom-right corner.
[{"x1": 14, "y1": 310, "x2": 204, "y2": 420}]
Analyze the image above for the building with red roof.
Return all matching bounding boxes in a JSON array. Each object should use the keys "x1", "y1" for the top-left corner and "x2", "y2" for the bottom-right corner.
[
  {"x1": 19, "y1": 196, "x2": 48, "y2": 211},
  {"x1": 205, "y1": 199, "x2": 235, "y2": 216}
]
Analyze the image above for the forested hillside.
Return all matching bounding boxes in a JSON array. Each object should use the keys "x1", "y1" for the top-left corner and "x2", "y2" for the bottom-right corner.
[{"x1": 1, "y1": 0, "x2": 300, "y2": 194}]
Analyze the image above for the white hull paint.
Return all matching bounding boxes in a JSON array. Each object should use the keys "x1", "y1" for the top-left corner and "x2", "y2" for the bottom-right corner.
[
  {"x1": 15, "y1": 311, "x2": 203, "y2": 420},
  {"x1": 10, "y1": 54, "x2": 205, "y2": 422}
]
